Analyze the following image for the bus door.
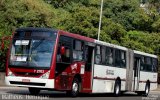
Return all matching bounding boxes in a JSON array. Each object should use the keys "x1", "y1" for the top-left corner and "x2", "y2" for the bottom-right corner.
[
  {"x1": 83, "y1": 43, "x2": 95, "y2": 90},
  {"x1": 134, "y1": 57, "x2": 141, "y2": 91}
]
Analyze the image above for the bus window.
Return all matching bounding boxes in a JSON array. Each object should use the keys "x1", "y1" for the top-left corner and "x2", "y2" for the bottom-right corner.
[
  {"x1": 145, "y1": 57, "x2": 152, "y2": 72},
  {"x1": 73, "y1": 40, "x2": 84, "y2": 61},
  {"x1": 152, "y1": 58, "x2": 158, "y2": 72},
  {"x1": 101, "y1": 46, "x2": 106, "y2": 65},
  {"x1": 121, "y1": 51, "x2": 126, "y2": 67},
  {"x1": 106, "y1": 47, "x2": 113, "y2": 66},
  {"x1": 95, "y1": 45, "x2": 101, "y2": 64},
  {"x1": 115, "y1": 50, "x2": 126, "y2": 68},
  {"x1": 57, "y1": 36, "x2": 71, "y2": 63},
  {"x1": 140, "y1": 56, "x2": 145, "y2": 71},
  {"x1": 146, "y1": 57, "x2": 151, "y2": 65}
]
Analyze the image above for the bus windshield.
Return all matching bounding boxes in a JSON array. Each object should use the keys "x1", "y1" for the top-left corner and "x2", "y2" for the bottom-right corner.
[{"x1": 9, "y1": 30, "x2": 57, "y2": 69}]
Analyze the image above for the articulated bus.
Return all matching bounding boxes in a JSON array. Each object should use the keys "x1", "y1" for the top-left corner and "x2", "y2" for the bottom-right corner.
[{"x1": 5, "y1": 27, "x2": 158, "y2": 97}]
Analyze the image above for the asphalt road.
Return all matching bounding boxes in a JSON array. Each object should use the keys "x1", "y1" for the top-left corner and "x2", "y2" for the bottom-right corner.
[{"x1": 0, "y1": 87, "x2": 160, "y2": 100}]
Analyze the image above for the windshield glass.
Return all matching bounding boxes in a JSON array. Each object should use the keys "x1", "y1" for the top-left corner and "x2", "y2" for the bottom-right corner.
[{"x1": 9, "y1": 31, "x2": 57, "y2": 68}]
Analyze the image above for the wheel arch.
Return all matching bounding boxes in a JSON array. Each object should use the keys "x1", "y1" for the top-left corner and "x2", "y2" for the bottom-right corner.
[
  {"x1": 73, "y1": 74, "x2": 82, "y2": 83},
  {"x1": 116, "y1": 77, "x2": 121, "y2": 84},
  {"x1": 146, "y1": 80, "x2": 150, "y2": 87}
]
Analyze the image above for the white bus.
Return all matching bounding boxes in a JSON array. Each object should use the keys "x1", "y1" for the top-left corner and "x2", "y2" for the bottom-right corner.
[{"x1": 93, "y1": 40, "x2": 158, "y2": 96}]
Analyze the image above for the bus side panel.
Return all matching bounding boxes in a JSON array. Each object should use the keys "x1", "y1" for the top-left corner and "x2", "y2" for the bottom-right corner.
[
  {"x1": 92, "y1": 64, "x2": 126, "y2": 93},
  {"x1": 139, "y1": 71, "x2": 157, "y2": 91}
]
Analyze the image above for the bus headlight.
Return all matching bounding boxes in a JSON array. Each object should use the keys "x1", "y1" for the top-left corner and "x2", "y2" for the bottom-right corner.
[
  {"x1": 8, "y1": 69, "x2": 15, "y2": 76},
  {"x1": 40, "y1": 71, "x2": 50, "y2": 79}
]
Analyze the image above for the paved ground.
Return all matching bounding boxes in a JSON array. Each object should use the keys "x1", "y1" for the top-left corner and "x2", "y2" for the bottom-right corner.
[{"x1": 0, "y1": 87, "x2": 160, "y2": 100}]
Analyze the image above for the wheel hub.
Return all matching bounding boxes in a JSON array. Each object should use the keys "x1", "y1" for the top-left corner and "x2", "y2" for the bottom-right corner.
[
  {"x1": 116, "y1": 85, "x2": 120, "y2": 94},
  {"x1": 72, "y1": 83, "x2": 78, "y2": 92},
  {"x1": 146, "y1": 87, "x2": 149, "y2": 94}
]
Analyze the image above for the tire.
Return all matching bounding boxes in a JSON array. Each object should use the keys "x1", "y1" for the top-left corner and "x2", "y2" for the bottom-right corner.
[
  {"x1": 144, "y1": 83, "x2": 150, "y2": 96},
  {"x1": 67, "y1": 78, "x2": 80, "y2": 97},
  {"x1": 114, "y1": 80, "x2": 121, "y2": 96},
  {"x1": 28, "y1": 87, "x2": 40, "y2": 95},
  {"x1": 137, "y1": 92, "x2": 142, "y2": 96}
]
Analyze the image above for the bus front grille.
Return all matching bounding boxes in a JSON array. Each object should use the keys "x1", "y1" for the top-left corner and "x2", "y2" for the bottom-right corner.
[
  {"x1": 10, "y1": 81, "x2": 46, "y2": 86},
  {"x1": 14, "y1": 72, "x2": 41, "y2": 77}
]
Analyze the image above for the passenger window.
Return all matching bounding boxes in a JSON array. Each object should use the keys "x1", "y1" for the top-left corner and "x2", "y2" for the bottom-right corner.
[
  {"x1": 106, "y1": 48, "x2": 113, "y2": 66},
  {"x1": 101, "y1": 46, "x2": 106, "y2": 65},
  {"x1": 121, "y1": 51, "x2": 126, "y2": 67},
  {"x1": 73, "y1": 40, "x2": 84, "y2": 61},
  {"x1": 115, "y1": 50, "x2": 126, "y2": 68},
  {"x1": 152, "y1": 58, "x2": 158, "y2": 72},
  {"x1": 57, "y1": 36, "x2": 71, "y2": 63},
  {"x1": 140, "y1": 56, "x2": 155, "y2": 72},
  {"x1": 145, "y1": 57, "x2": 152, "y2": 71},
  {"x1": 140, "y1": 56, "x2": 145, "y2": 71},
  {"x1": 95, "y1": 46, "x2": 101, "y2": 64}
]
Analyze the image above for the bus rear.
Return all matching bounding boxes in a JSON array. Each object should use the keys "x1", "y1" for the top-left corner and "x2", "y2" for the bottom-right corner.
[{"x1": 5, "y1": 28, "x2": 58, "y2": 94}]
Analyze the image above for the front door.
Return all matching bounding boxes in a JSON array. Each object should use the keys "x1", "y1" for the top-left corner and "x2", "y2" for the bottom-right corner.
[
  {"x1": 83, "y1": 45, "x2": 94, "y2": 90},
  {"x1": 133, "y1": 57, "x2": 140, "y2": 91}
]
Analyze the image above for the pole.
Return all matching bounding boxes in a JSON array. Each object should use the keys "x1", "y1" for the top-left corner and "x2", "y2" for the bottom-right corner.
[{"x1": 97, "y1": 0, "x2": 104, "y2": 40}]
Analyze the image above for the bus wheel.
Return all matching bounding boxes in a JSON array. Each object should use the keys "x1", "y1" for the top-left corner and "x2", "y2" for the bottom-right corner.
[
  {"x1": 144, "y1": 83, "x2": 150, "y2": 96},
  {"x1": 137, "y1": 92, "x2": 143, "y2": 96},
  {"x1": 28, "y1": 87, "x2": 40, "y2": 95},
  {"x1": 67, "y1": 78, "x2": 80, "y2": 97},
  {"x1": 114, "y1": 80, "x2": 121, "y2": 96}
]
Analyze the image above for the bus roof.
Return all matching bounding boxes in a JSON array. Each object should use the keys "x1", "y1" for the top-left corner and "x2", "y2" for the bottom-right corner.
[
  {"x1": 16, "y1": 27, "x2": 57, "y2": 32},
  {"x1": 58, "y1": 30, "x2": 94, "y2": 42},
  {"x1": 95, "y1": 40, "x2": 128, "y2": 51},
  {"x1": 133, "y1": 50, "x2": 158, "y2": 58},
  {"x1": 95, "y1": 40, "x2": 158, "y2": 58}
]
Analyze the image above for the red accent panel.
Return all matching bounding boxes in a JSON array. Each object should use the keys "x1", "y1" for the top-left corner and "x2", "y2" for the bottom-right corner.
[
  {"x1": 6, "y1": 33, "x2": 13, "y2": 76},
  {"x1": 81, "y1": 89, "x2": 92, "y2": 93},
  {"x1": 82, "y1": 71, "x2": 92, "y2": 90},
  {"x1": 9, "y1": 68, "x2": 49, "y2": 78},
  {"x1": 49, "y1": 31, "x2": 59, "y2": 79}
]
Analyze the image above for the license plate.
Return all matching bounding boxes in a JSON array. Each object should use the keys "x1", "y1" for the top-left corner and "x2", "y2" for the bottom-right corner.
[{"x1": 22, "y1": 79, "x2": 30, "y2": 82}]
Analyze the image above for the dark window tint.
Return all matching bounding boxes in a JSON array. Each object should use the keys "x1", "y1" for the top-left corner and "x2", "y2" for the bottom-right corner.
[
  {"x1": 73, "y1": 40, "x2": 84, "y2": 61},
  {"x1": 106, "y1": 47, "x2": 113, "y2": 66},
  {"x1": 145, "y1": 57, "x2": 152, "y2": 71},
  {"x1": 140, "y1": 56, "x2": 158, "y2": 72},
  {"x1": 101, "y1": 46, "x2": 106, "y2": 65},
  {"x1": 95, "y1": 45, "x2": 101, "y2": 64},
  {"x1": 152, "y1": 58, "x2": 158, "y2": 72},
  {"x1": 115, "y1": 50, "x2": 126, "y2": 68},
  {"x1": 57, "y1": 36, "x2": 71, "y2": 63}
]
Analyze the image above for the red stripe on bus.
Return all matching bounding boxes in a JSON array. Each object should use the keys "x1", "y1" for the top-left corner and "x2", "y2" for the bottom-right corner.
[
  {"x1": 94, "y1": 77, "x2": 157, "y2": 83},
  {"x1": 93, "y1": 76, "x2": 126, "y2": 81},
  {"x1": 139, "y1": 81, "x2": 157, "y2": 83}
]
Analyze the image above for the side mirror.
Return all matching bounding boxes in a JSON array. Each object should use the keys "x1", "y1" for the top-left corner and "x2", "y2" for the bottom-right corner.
[{"x1": 60, "y1": 46, "x2": 66, "y2": 55}]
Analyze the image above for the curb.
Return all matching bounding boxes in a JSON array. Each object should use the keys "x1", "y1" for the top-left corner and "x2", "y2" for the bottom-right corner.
[
  {"x1": 0, "y1": 73, "x2": 5, "y2": 86},
  {"x1": 0, "y1": 86, "x2": 27, "y2": 90}
]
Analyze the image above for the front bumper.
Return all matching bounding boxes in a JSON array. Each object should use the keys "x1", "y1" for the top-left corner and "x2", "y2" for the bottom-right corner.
[{"x1": 5, "y1": 76, "x2": 54, "y2": 89}]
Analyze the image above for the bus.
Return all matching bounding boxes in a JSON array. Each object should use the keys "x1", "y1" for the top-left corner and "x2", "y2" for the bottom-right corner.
[{"x1": 5, "y1": 27, "x2": 158, "y2": 97}]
